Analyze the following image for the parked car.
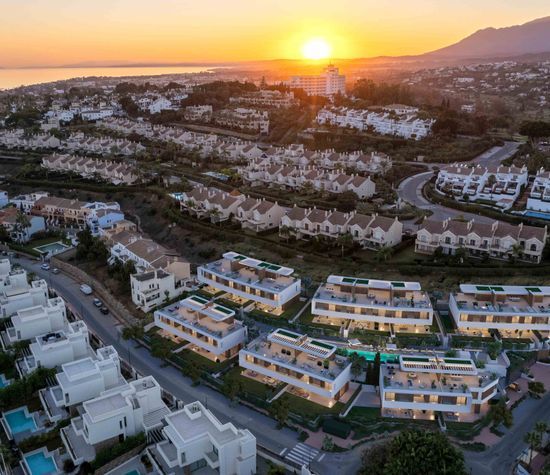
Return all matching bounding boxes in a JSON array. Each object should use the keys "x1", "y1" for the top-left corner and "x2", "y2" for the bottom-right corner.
[
  {"x1": 508, "y1": 383, "x2": 521, "y2": 393},
  {"x1": 93, "y1": 298, "x2": 103, "y2": 307},
  {"x1": 79, "y1": 284, "x2": 93, "y2": 295},
  {"x1": 100, "y1": 306, "x2": 109, "y2": 315},
  {"x1": 40, "y1": 263, "x2": 50, "y2": 271},
  {"x1": 51, "y1": 268, "x2": 60, "y2": 274}
]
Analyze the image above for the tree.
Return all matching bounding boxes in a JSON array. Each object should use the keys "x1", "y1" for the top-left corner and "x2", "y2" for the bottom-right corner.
[
  {"x1": 322, "y1": 435, "x2": 334, "y2": 451},
  {"x1": 279, "y1": 225, "x2": 291, "y2": 243},
  {"x1": 519, "y1": 120, "x2": 550, "y2": 147},
  {"x1": 337, "y1": 232, "x2": 354, "y2": 257},
  {"x1": 13, "y1": 210, "x2": 31, "y2": 243},
  {"x1": 528, "y1": 381, "x2": 545, "y2": 395},
  {"x1": 359, "y1": 430, "x2": 466, "y2": 475},
  {"x1": 486, "y1": 341, "x2": 502, "y2": 360},
  {"x1": 351, "y1": 356, "x2": 363, "y2": 380},
  {"x1": 375, "y1": 245, "x2": 394, "y2": 263},
  {"x1": 524, "y1": 431, "x2": 542, "y2": 469},
  {"x1": 222, "y1": 375, "x2": 242, "y2": 401},
  {"x1": 269, "y1": 396, "x2": 290, "y2": 429},
  {"x1": 488, "y1": 398, "x2": 513, "y2": 428}
]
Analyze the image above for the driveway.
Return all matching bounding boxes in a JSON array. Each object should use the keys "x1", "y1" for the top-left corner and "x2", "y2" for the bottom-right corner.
[
  {"x1": 11, "y1": 255, "x2": 362, "y2": 475},
  {"x1": 397, "y1": 141, "x2": 520, "y2": 227}
]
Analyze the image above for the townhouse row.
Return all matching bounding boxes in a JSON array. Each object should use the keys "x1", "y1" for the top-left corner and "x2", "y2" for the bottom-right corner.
[
  {"x1": 436, "y1": 164, "x2": 528, "y2": 210},
  {"x1": 316, "y1": 105, "x2": 435, "y2": 140},
  {"x1": 416, "y1": 217, "x2": 548, "y2": 263},
  {"x1": 239, "y1": 163, "x2": 376, "y2": 199},
  {"x1": 0, "y1": 129, "x2": 145, "y2": 156},
  {"x1": 229, "y1": 90, "x2": 296, "y2": 108},
  {"x1": 41, "y1": 153, "x2": 138, "y2": 185},
  {"x1": 173, "y1": 186, "x2": 403, "y2": 249}
]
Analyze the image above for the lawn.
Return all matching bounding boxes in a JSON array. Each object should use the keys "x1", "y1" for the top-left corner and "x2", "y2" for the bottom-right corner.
[
  {"x1": 224, "y1": 367, "x2": 271, "y2": 399},
  {"x1": 169, "y1": 349, "x2": 234, "y2": 374}
]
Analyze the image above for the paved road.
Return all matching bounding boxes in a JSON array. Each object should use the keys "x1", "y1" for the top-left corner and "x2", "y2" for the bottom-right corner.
[
  {"x1": 12, "y1": 256, "x2": 362, "y2": 475},
  {"x1": 397, "y1": 141, "x2": 520, "y2": 225},
  {"x1": 465, "y1": 391, "x2": 550, "y2": 474}
]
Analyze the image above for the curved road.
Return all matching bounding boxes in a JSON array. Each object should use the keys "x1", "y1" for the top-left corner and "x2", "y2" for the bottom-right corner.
[
  {"x1": 398, "y1": 141, "x2": 520, "y2": 226},
  {"x1": 11, "y1": 255, "x2": 363, "y2": 475}
]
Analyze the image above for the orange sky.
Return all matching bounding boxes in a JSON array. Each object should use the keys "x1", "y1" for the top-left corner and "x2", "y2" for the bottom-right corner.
[{"x1": 1, "y1": 0, "x2": 548, "y2": 67}]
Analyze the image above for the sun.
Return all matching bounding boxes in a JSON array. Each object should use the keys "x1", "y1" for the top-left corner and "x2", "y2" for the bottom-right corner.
[{"x1": 302, "y1": 38, "x2": 331, "y2": 60}]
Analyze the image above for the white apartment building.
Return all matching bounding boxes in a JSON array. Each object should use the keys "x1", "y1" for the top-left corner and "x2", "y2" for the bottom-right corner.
[
  {"x1": 131, "y1": 269, "x2": 185, "y2": 313},
  {"x1": 436, "y1": 164, "x2": 528, "y2": 209},
  {"x1": 154, "y1": 294, "x2": 247, "y2": 362},
  {"x1": 9, "y1": 191, "x2": 49, "y2": 213},
  {"x1": 449, "y1": 284, "x2": 550, "y2": 339},
  {"x1": 289, "y1": 65, "x2": 346, "y2": 97},
  {"x1": 40, "y1": 346, "x2": 125, "y2": 423},
  {"x1": 234, "y1": 198, "x2": 286, "y2": 232},
  {"x1": 184, "y1": 105, "x2": 213, "y2": 122},
  {"x1": 213, "y1": 108, "x2": 270, "y2": 135},
  {"x1": 527, "y1": 168, "x2": 550, "y2": 213},
  {"x1": 312, "y1": 276, "x2": 433, "y2": 334},
  {"x1": 230, "y1": 90, "x2": 296, "y2": 108},
  {"x1": 415, "y1": 218, "x2": 548, "y2": 264},
  {"x1": 239, "y1": 328, "x2": 352, "y2": 407},
  {"x1": 61, "y1": 376, "x2": 170, "y2": 465},
  {"x1": 380, "y1": 354, "x2": 499, "y2": 422},
  {"x1": 0, "y1": 278, "x2": 48, "y2": 319},
  {"x1": 0, "y1": 207, "x2": 46, "y2": 243},
  {"x1": 2, "y1": 297, "x2": 67, "y2": 347},
  {"x1": 17, "y1": 320, "x2": 91, "y2": 376},
  {"x1": 176, "y1": 187, "x2": 245, "y2": 223},
  {"x1": 148, "y1": 401, "x2": 256, "y2": 475},
  {"x1": 197, "y1": 252, "x2": 301, "y2": 314}
]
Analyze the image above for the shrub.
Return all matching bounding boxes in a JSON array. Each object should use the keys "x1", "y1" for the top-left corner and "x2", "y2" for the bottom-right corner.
[
  {"x1": 91, "y1": 432, "x2": 146, "y2": 470},
  {"x1": 323, "y1": 418, "x2": 351, "y2": 439}
]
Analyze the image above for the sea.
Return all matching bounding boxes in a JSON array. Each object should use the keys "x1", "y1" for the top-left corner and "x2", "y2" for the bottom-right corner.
[{"x1": 0, "y1": 66, "x2": 220, "y2": 90}]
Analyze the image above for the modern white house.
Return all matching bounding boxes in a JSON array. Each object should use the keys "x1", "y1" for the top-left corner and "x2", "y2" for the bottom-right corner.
[
  {"x1": 449, "y1": 284, "x2": 550, "y2": 339},
  {"x1": 527, "y1": 168, "x2": 550, "y2": 213},
  {"x1": 0, "y1": 278, "x2": 48, "y2": 319},
  {"x1": 154, "y1": 294, "x2": 247, "y2": 362},
  {"x1": 148, "y1": 401, "x2": 257, "y2": 475},
  {"x1": 380, "y1": 354, "x2": 499, "y2": 422},
  {"x1": 131, "y1": 269, "x2": 186, "y2": 313},
  {"x1": 197, "y1": 252, "x2": 301, "y2": 315},
  {"x1": 61, "y1": 376, "x2": 170, "y2": 465},
  {"x1": 311, "y1": 276, "x2": 434, "y2": 334},
  {"x1": 17, "y1": 320, "x2": 91, "y2": 376},
  {"x1": 39, "y1": 346, "x2": 125, "y2": 423},
  {"x1": 239, "y1": 328, "x2": 352, "y2": 407},
  {"x1": 2, "y1": 297, "x2": 67, "y2": 347}
]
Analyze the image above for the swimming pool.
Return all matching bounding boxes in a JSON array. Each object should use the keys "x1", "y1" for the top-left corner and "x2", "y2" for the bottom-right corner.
[
  {"x1": 3, "y1": 407, "x2": 37, "y2": 435},
  {"x1": 523, "y1": 210, "x2": 550, "y2": 221},
  {"x1": 23, "y1": 451, "x2": 57, "y2": 475},
  {"x1": 125, "y1": 470, "x2": 140, "y2": 475},
  {"x1": 346, "y1": 349, "x2": 400, "y2": 363},
  {"x1": 33, "y1": 241, "x2": 70, "y2": 256},
  {"x1": 0, "y1": 373, "x2": 11, "y2": 388}
]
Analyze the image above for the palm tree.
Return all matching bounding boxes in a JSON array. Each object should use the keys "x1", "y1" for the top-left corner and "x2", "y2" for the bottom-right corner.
[
  {"x1": 337, "y1": 232, "x2": 354, "y2": 257},
  {"x1": 376, "y1": 245, "x2": 394, "y2": 262},
  {"x1": 510, "y1": 242, "x2": 523, "y2": 262},
  {"x1": 209, "y1": 208, "x2": 222, "y2": 225},
  {"x1": 13, "y1": 210, "x2": 31, "y2": 243},
  {"x1": 524, "y1": 431, "x2": 541, "y2": 468},
  {"x1": 279, "y1": 225, "x2": 291, "y2": 243}
]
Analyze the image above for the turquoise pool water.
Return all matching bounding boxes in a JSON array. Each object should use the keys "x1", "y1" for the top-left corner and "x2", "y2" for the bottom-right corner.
[
  {"x1": 4, "y1": 408, "x2": 37, "y2": 434},
  {"x1": 24, "y1": 452, "x2": 57, "y2": 475},
  {"x1": 524, "y1": 210, "x2": 550, "y2": 221},
  {"x1": 346, "y1": 349, "x2": 400, "y2": 363},
  {"x1": 33, "y1": 241, "x2": 70, "y2": 255},
  {"x1": 0, "y1": 374, "x2": 9, "y2": 388},
  {"x1": 125, "y1": 471, "x2": 140, "y2": 475}
]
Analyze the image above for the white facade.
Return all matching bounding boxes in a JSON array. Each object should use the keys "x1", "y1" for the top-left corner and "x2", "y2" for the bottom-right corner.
[
  {"x1": 61, "y1": 376, "x2": 170, "y2": 464},
  {"x1": 450, "y1": 284, "x2": 550, "y2": 338},
  {"x1": 154, "y1": 294, "x2": 246, "y2": 361},
  {"x1": 149, "y1": 401, "x2": 256, "y2": 475},
  {"x1": 0, "y1": 279, "x2": 48, "y2": 319},
  {"x1": 239, "y1": 328, "x2": 351, "y2": 406},
  {"x1": 18, "y1": 320, "x2": 91, "y2": 376},
  {"x1": 312, "y1": 276, "x2": 433, "y2": 333},
  {"x1": 527, "y1": 168, "x2": 550, "y2": 212},
  {"x1": 380, "y1": 354, "x2": 499, "y2": 421},
  {"x1": 289, "y1": 65, "x2": 346, "y2": 97},
  {"x1": 197, "y1": 252, "x2": 301, "y2": 313},
  {"x1": 4, "y1": 297, "x2": 67, "y2": 345},
  {"x1": 40, "y1": 346, "x2": 124, "y2": 422},
  {"x1": 131, "y1": 269, "x2": 184, "y2": 312}
]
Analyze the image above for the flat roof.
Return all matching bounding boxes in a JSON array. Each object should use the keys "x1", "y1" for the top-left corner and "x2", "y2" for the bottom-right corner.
[
  {"x1": 327, "y1": 275, "x2": 422, "y2": 291},
  {"x1": 180, "y1": 295, "x2": 235, "y2": 321},
  {"x1": 84, "y1": 393, "x2": 128, "y2": 420},
  {"x1": 460, "y1": 284, "x2": 550, "y2": 295},
  {"x1": 222, "y1": 251, "x2": 294, "y2": 276},
  {"x1": 267, "y1": 328, "x2": 336, "y2": 358}
]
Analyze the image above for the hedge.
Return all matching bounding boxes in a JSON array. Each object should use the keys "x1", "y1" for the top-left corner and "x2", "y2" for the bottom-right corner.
[
  {"x1": 323, "y1": 418, "x2": 352, "y2": 439},
  {"x1": 91, "y1": 432, "x2": 146, "y2": 470}
]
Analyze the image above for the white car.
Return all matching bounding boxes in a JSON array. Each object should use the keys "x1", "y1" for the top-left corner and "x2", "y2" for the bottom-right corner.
[
  {"x1": 40, "y1": 263, "x2": 50, "y2": 271},
  {"x1": 79, "y1": 284, "x2": 93, "y2": 295}
]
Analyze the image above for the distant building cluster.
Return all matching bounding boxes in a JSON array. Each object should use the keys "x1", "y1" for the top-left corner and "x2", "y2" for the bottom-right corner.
[
  {"x1": 316, "y1": 105, "x2": 435, "y2": 140},
  {"x1": 229, "y1": 89, "x2": 296, "y2": 108},
  {"x1": 288, "y1": 65, "x2": 346, "y2": 97}
]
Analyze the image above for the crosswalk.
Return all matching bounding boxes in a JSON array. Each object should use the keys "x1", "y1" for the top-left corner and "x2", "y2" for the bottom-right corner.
[{"x1": 284, "y1": 443, "x2": 320, "y2": 466}]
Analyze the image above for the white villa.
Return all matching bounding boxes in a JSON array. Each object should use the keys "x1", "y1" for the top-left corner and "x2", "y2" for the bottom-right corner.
[
  {"x1": 148, "y1": 401, "x2": 257, "y2": 475},
  {"x1": 197, "y1": 252, "x2": 301, "y2": 315},
  {"x1": 312, "y1": 276, "x2": 433, "y2": 334},
  {"x1": 380, "y1": 354, "x2": 499, "y2": 422},
  {"x1": 239, "y1": 328, "x2": 352, "y2": 407},
  {"x1": 0, "y1": 277, "x2": 48, "y2": 319},
  {"x1": 39, "y1": 346, "x2": 125, "y2": 423},
  {"x1": 527, "y1": 168, "x2": 550, "y2": 213}
]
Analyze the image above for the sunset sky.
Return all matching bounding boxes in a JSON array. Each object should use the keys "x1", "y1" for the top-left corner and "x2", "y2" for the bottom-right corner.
[{"x1": 1, "y1": 0, "x2": 549, "y2": 68}]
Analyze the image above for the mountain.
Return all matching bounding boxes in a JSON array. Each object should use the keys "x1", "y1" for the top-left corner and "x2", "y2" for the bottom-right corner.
[{"x1": 425, "y1": 16, "x2": 550, "y2": 59}]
